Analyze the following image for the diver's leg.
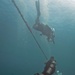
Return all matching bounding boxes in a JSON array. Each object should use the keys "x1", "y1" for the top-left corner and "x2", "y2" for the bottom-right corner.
[
  {"x1": 36, "y1": 0, "x2": 40, "y2": 17},
  {"x1": 33, "y1": 0, "x2": 41, "y2": 30},
  {"x1": 35, "y1": 0, "x2": 40, "y2": 24}
]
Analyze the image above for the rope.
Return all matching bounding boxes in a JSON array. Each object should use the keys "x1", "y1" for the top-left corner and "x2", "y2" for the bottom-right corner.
[{"x1": 12, "y1": 0, "x2": 48, "y2": 60}]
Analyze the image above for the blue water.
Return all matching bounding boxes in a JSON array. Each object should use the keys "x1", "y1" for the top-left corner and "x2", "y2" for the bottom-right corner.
[{"x1": 0, "y1": 0, "x2": 75, "y2": 75}]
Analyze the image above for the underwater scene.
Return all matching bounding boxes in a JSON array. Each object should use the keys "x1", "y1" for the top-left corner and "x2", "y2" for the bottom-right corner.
[{"x1": 0, "y1": 0, "x2": 75, "y2": 75}]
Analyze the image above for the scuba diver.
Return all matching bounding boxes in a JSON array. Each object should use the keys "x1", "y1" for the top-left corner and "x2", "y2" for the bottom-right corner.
[
  {"x1": 33, "y1": 0, "x2": 55, "y2": 44},
  {"x1": 34, "y1": 56, "x2": 56, "y2": 75}
]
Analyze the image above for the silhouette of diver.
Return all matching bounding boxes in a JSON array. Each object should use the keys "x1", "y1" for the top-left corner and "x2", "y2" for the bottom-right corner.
[
  {"x1": 34, "y1": 56, "x2": 56, "y2": 75},
  {"x1": 33, "y1": 0, "x2": 55, "y2": 44}
]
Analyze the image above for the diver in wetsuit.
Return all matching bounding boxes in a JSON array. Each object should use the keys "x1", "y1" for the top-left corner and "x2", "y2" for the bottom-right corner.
[
  {"x1": 33, "y1": 0, "x2": 55, "y2": 44},
  {"x1": 42, "y1": 56, "x2": 56, "y2": 75},
  {"x1": 34, "y1": 56, "x2": 56, "y2": 75}
]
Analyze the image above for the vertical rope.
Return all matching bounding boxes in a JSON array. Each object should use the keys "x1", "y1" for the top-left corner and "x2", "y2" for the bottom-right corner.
[{"x1": 12, "y1": 0, "x2": 48, "y2": 60}]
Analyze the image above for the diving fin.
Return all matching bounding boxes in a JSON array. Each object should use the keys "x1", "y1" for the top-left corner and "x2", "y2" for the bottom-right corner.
[{"x1": 35, "y1": 0, "x2": 40, "y2": 17}]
